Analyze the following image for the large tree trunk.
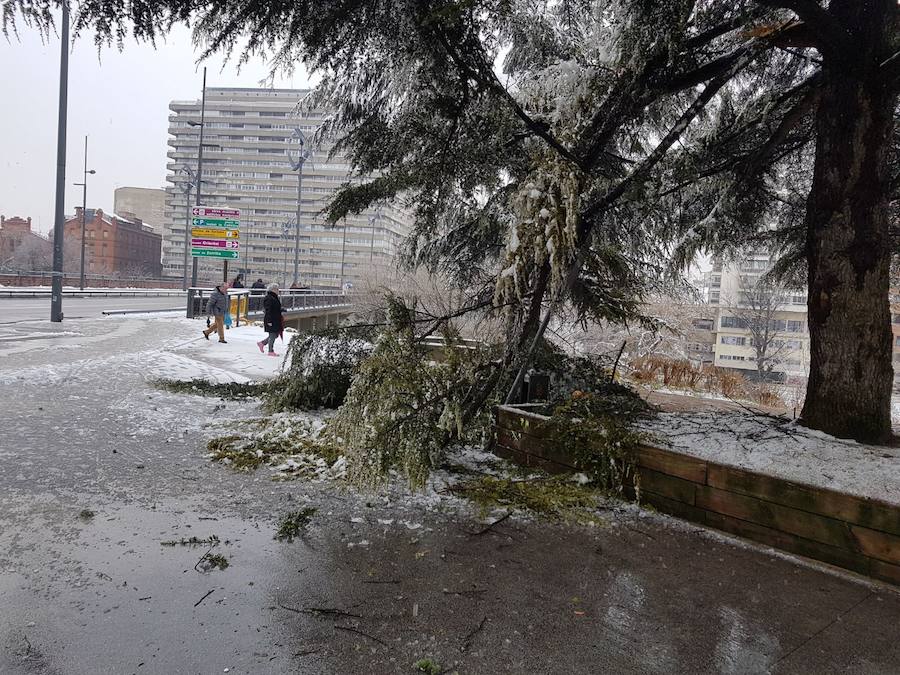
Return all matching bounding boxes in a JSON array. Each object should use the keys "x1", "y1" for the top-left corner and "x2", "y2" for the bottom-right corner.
[{"x1": 801, "y1": 0, "x2": 897, "y2": 443}]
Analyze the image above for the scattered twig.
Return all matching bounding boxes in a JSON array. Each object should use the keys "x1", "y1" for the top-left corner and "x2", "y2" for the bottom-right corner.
[
  {"x1": 624, "y1": 525, "x2": 656, "y2": 540},
  {"x1": 362, "y1": 579, "x2": 400, "y2": 584},
  {"x1": 471, "y1": 511, "x2": 512, "y2": 536},
  {"x1": 138, "y1": 596, "x2": 152, "y2": 601},
  {"x1": 443, "y1": 588, "x2": 487, "y2": 597},
  {"x1": 292, "y1": 648, "x2": 319, "y2": 657},
  {"x1": 198, "y1": 516, "x2": 219, "y2": 521},
  {"x1": 23, "y1": 633, "x2": 32, "y2": 657},
  {"x1": 278, "y1": 603, "x2": 362, "y2": 619},
  {"x1": 193, "y1": 589, "x2": 215, "y2": 607},
  {"x1": 461, "y1": 616, "x2": 487, "y2": 652},
  {"x1": 334, "y1": 624, "x2": 388, "y2": 646}
]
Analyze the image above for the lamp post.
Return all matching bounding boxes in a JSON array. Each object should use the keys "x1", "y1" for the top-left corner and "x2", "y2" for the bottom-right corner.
[
  {"x1": 49, "y1": 2, "x2": 69, "y2": 322},
  {"x1": 178, "y1": 163, "x2": 197, "y2": 290},
  {"x1": 287, "y1": 128, "x2": 311, "y2": 287},
  {"x1": 73, "y1": 135, "x2": 96, "y2": 291},
  {"x1": 188, "y1": 67, "x2": 207, "y2": 288}
]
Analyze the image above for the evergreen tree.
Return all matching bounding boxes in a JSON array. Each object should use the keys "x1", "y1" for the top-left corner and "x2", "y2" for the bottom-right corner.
[{"x1": 8, "y1": 0, "x2": 897, "y2": 441}]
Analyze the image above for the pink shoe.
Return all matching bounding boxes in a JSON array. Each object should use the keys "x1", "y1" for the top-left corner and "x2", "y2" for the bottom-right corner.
[
  {"x1": 257, "y1": 340, "x2": 265, "y2": 353},
  {"x1": 267, "y1": 352, "x2": 279, "y2": 357}
]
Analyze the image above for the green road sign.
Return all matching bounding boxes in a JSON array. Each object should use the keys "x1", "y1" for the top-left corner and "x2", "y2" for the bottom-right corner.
[
  {"x1": 192, "y1": 218, "x2": 240, "y2": 228},
  {"x1": 191, "y1": 248, "x2": 240, "y2": 260}
]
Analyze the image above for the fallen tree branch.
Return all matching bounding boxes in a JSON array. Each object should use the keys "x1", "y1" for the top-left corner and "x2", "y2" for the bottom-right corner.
[
  {"x1": 461, "y1": 616, "x2": 488, "y2": 652},
  {"x1": 334, "y1": 624, "x2": 388, "y2": 647}
]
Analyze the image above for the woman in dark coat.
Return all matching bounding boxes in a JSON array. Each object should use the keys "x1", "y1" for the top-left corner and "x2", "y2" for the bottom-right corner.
[{"x1": 257, "y1": 283, "x2": 283, "y2": 356}]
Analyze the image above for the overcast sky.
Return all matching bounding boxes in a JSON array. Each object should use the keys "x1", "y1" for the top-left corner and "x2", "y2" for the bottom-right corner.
[{"x1": 1, "y1": 18, "x2": 311, "y2": 234}]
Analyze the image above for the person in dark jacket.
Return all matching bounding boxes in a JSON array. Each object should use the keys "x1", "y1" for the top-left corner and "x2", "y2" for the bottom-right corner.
[
  {"x1": 257, "y1": 283, "x2": 283, "y2": 356},
  {"x1": 249, "y1": 278, "x2": 266, "y2": 311},
  {"x1": 231, "y1": 274, "x2": 245, "y2": 288},
  {"x1": 203, "y1": 284, "x2": 229, "y2": 343}
]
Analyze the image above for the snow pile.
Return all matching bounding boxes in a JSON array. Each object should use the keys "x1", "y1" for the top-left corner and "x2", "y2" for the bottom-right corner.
[{"x1": 640, "y1": 412, "x2": 900, "y2": 505}]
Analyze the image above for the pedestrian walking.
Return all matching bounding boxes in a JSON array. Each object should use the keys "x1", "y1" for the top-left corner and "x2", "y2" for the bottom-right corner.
[
  {"x1": 203, "y1": 283, "x2": 229, "y2": 343},
  {"x1": 250, "y1": 277, "x2": 266, "y2": 311},
  {"x1": 257, "y1": 283, "x2": 283, "y2": 356},
  {"x1": 232, "y1": 274, "x2": 245, "y2": 288}
]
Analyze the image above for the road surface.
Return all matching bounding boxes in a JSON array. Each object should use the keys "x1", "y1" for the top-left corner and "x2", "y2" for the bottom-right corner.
[
  {"x1": 1, "y1": 315, "x2": 899, "y2": 674},
  {"x1": 0, "y1": 295, "x2": 183, "y2": 323}
]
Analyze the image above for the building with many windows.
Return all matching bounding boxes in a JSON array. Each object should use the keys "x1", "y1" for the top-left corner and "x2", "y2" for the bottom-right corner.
[
  {"x1": 709, "y1": 251, "x2": 810, "y2": 383},
  {"x1": 164, "y1": 87, "x2": 412, "y2": 288},
  {"x1": 62, "y1": 208, "x2": 162, "y2": 277},
  {"x1": 114, "y1": 187, "x2": 167, "y2": 234}
]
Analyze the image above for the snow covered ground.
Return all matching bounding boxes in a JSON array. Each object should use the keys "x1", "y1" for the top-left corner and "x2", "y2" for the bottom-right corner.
[
  {"x1": 155, "y1": 319, "x2": 292, "y2": 383},
  {"x1": 640, "y1": 412, "x2": 900, "y2": 506}
]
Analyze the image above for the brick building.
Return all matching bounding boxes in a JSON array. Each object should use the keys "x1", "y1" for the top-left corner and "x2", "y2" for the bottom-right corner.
[
  {"x1": 63, "y1": 208, "x2": 162, "y2": 277},
  {"x1": 0, "y1": 215, "x2": 52, "y2": 270}
]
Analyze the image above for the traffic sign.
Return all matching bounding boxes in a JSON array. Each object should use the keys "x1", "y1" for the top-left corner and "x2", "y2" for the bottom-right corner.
[
  {"x1": 191, "y1": 227, "x2": 239, "y2": 239},
  {"x1": 191, "y1": 248, "x2": 240, "y2": 259},
  {"x1": 192, "y1": 217, "x2": 240, "y2": 228},
  {"x1": 191, "y1": 206, "x2": 240, "y2": 260},
  {"x1": 192, "y1": 207, "x2": 240, "y2": 218},
  {"x1": 192, "y1": 238, "x2": 240, "y2": 249}
]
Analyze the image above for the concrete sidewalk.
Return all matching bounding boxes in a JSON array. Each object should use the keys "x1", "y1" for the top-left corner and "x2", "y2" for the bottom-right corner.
[{"x1": 1, "y1": 315, "x2": 899, "y2": 674}]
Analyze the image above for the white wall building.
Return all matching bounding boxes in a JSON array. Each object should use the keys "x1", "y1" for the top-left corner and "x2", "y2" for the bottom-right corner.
[
  {"x1": 709, "y1": 251, "x2": 810, "y2": 383},
  {"x1": 164, "y1": 87, "x2": 412, "y2": 288}
]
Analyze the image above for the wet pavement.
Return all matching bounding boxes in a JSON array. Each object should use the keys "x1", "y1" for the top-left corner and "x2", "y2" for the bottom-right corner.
[{"x1": 2, "y1": 316, "x2": 900, "y2": 674}]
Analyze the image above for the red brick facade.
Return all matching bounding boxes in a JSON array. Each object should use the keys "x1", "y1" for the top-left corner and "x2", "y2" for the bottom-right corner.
[
  {"x1": 64, "y1": 208, "x2": 162, "y2": 277},
  {"x1": 0, "y1": 216, "x2": 51, "y2": 269}
]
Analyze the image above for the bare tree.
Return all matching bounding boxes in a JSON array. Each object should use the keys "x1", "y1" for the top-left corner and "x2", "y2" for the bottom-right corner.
[{"x1": 727, "y1": 277, "x2": 791, "y2": 381}]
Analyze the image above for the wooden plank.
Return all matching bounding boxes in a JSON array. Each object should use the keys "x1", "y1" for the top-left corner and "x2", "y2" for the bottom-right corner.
[
  {"x1": 496, "y1": 407, "x2": 550, "y2": 438},
  {"x1": 495, "y1": 427, "x2": 523, "y2": 453},
  {"x1": 695, "y1": 485, "x2": 856, "y2": 550},
  {"x1": 641, "y1": 492, "x2": 707, "y2": 523},
  {"x1": 638, "y1": 468, "x2": 698, "y2": 505},
  {"x1": 707, "y1": 464, "x2": 900, "y2": 537},
  {"x1": 636, "y1": 445, "x2": 708, "y2": 483},
  {"x1": 704, "y1": 512, "x2": 871, "y2": 577},
  {"x1": 849, "y1": 525, "x2": 900, "y2": 565},
  {"x1": 870, "y1": 559, "x2": 900, "y2": 586}
]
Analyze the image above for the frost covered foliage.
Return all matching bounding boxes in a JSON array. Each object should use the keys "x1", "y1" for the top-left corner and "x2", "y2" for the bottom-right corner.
[
  {"x1": 207, "y1": 415, "x2": 345, "y2": 481},
  {"x1": 546, "y1": 389, "x2": 653, "y2": 495},
  {"x1": 328, "y1": 300, "x2": 500, "y2": 489},
  {"x1": 265, "y1": 330, "x2": 372, "y2": 411}
]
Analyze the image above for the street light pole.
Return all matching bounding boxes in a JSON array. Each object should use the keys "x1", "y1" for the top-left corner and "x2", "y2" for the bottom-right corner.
[
  {"x1": 74, "y1": 135, "x2": 96, "y2": 291},
  {"x1": 287, "y1": 128, "x2": 310, "y2": 288},
  {"x1": 190, "y1": 67, "x2": 207, "y2": 288},
  {"x1": 339, "y1": 219, "x2": 347, "y2": 291},
  {"x1": 178, "y1": 163, "x2": 197, "y2": 290},
  {"x1": 50, "y1": 3, "x2": 69, "y2": 322}
]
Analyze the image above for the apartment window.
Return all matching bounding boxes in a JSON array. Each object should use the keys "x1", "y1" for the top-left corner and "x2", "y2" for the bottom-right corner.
[
  {"x1": 770, "y1": 319, "x2": 786, "y2": 331},
  {"x1": 721, "y1": 316, "x2": 747, "y2": 329},
  {"x1": 787, "y1": 320, "x2": 804, "y2": 333},
  {"x1": 721, "y1": 336, "x2": 746, "y2": 346},
  {"x1": 895, "y1": 336, "x2": 900, "y2": 347},
  {"x1": 893, "y1": 314, "x2": 900, "y2": 324},
  {"x1": 791, "y1": 295, "x2": 806, "y2": 305},
  {"x1": 691, "y1": 319, "x2": 714, "y2": 331}
]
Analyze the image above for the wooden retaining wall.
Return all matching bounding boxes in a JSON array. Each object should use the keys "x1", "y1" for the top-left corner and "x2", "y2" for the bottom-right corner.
[{"x1": 494, "y1": 405, "x2": 900, "y2": 587}]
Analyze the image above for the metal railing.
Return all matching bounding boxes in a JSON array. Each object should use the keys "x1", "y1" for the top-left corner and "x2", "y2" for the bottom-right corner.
[
  {"x1": 0, "y1": 287, "x2": 186, "y2": 298},
  {"x1": 186, "y1": 287, "x2": 351, "y2": 325}
]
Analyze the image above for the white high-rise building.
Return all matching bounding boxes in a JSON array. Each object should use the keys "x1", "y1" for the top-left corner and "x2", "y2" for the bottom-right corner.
[
  {"x1": 709, "y1": 250, "x2": 810, "y2": 383},
  {"x1": 164, "y1": 87, "x2": 412, "y2": 288}
]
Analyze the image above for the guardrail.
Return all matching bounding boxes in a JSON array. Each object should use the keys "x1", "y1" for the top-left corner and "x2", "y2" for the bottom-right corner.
[
  {"x1": 186, "y1": 287, "x2": 351, "y2": 326},
  {"x1": 0, "y1": 288, "x2": 187, "y2": 298}
]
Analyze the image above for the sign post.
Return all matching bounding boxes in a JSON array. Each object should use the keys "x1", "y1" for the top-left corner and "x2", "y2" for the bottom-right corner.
[{"x1": 190, "y1": 207, "x2": 241, "y2": 283}]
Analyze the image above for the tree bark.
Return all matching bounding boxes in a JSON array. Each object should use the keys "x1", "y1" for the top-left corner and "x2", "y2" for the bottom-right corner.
[{"x1": 800, "y1": 0, "x2": 898, "y2": 443}]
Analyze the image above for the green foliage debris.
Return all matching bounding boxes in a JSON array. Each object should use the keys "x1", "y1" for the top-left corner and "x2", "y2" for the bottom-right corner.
[
  {"x1": 414, "y1": 658, "x2": 442, "y2": 674},
  {"x1": 545, "y1": 386, "x2": 654, "y2": 495},
  {"x1": 78, "y1": 509, "x2": 95, "y2": 521},
  {"x1": 450, "y1": 475, "x2": 603, "y2": 525},
  {"x1": 151, "y1": 378, "x2": 265, "y2": 400},
  {"x1": 329, "y1": 296, "x2": 500, "y2": 489},
  {"x1": 264, "y1": 330, "x2": 372, "y2": 411},
  {"x1": 206, "y1": 416, "x2": 343, "y2": 479},
  {"x1": 275, "y1": 507, "x2": 317, "y2": 542},
  {"x1": 202, "y1": 553, "x2": 229, "y2": 571}
]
